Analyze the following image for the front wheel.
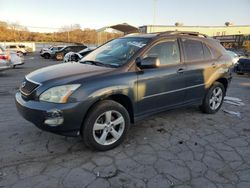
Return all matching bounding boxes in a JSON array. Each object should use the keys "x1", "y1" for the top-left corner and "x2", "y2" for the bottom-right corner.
[
  {"x1": 82, "y1": 100, "x2": 130, "y2": 151},
  {"x1": 200, "y1": 82, "x2": 225, "y2": 114},
  {"x1": 44, "y1": 53, "x2": 50, "y2": 59}
]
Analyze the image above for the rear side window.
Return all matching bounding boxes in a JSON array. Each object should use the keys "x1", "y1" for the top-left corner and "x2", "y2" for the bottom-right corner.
[{"x1": 182, "y1": 39, "x2": 204, "y2": 61}]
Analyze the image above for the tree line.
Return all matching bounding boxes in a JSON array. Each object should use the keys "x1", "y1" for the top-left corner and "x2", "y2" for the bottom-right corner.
[{"x1": 0, "y1": 21, "x2": 122, "y2": 45}]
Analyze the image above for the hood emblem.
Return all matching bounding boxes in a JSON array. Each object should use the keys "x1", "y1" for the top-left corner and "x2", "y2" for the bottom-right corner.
[{"x1": 21, "y1": 81, "x2": 26, "y2": 88}]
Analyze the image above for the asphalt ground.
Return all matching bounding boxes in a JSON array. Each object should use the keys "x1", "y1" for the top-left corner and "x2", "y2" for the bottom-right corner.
[{"x1": 0, "y1": 53, "x2": 250, "y2": 188}]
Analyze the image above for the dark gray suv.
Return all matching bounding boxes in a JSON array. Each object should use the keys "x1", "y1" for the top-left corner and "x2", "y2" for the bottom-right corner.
[{"x1": 15, "y1": 31, "x2": 233, "y2": 150}]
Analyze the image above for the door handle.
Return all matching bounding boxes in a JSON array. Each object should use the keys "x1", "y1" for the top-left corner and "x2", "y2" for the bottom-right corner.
[{"x1": 177, "y1": 68, "x2": 185, "y2": 74}]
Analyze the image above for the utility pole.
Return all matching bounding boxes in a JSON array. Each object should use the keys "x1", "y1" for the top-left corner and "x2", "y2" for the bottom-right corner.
[
  {"x1": 151, "y1": 0, "x2": 157, "y2": 33},
  {"x1": 67, "y1": 29, "x2": 69, "y2": 43},
  {"x1": 153, "y1": 0, "x2": 157, "y2": 26}
]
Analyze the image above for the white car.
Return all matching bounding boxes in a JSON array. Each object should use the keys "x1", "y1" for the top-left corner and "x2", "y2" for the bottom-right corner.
[
  {"x1": 0, "y1": 45, "x2": 24, "y2": 69},
  {"x1": 63, "y1": 47, "x2": 96, "y2": 63},
  {"x1": 5, "y1": 44, "x2": 27, "y2": 56}
]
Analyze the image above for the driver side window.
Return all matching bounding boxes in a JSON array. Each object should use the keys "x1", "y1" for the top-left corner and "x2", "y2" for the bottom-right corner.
[{"x1": 144, "y1": 39, "x2": 180, "y2": 65}]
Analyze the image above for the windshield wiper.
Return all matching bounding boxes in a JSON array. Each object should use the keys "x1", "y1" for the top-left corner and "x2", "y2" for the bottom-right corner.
[{"x1": 80, "y1": 60, "x2": 118, "y2": 68}]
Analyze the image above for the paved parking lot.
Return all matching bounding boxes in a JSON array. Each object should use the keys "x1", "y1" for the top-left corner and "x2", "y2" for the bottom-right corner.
[{"x1": 0, "y1": 54, "x2": 250, "y2": 188}]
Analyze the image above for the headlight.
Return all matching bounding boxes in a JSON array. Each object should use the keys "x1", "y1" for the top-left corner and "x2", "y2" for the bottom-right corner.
[{"x1": 39, "y1": 84, "x2": 81, "y2": 103}]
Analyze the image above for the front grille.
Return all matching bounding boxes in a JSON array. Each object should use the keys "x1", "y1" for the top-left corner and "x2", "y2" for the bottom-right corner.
[{"x1": 20, "y1": 79, "x2": 40, "y2": 96}]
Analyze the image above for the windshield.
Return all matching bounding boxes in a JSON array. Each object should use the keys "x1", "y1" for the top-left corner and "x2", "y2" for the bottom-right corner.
[{"x1": 81, "y1": 37, "x2": 149, "y2": 67}]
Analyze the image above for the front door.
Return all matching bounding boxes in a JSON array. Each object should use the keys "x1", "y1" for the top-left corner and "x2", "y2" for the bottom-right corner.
[{"x1": 136, "y1": 39, "x2": 187, "y2": 116}]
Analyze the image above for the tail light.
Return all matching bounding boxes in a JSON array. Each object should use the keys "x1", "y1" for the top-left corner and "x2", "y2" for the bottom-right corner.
[{"x1": 0, "y1": 54, "x2": 10, "y2": 60}]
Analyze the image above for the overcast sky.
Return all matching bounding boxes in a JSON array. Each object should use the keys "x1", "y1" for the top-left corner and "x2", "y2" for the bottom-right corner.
[{"x1": 0, "y1": 0, "x2": 250, "y2": 32}]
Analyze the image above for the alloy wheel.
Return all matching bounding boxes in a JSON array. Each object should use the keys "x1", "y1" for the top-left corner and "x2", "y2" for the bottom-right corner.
[
  {"x1": 93, "y1": 110, "x2": 125, "y2": 146},
  {"x1": 209, "y1": 87, "x2": 223, "y2": 110}
]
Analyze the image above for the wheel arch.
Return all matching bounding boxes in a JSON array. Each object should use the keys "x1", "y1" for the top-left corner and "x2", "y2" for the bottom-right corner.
[
  {"x1": 215, "y1": 77, "x2": 228, "y2": 91},
  {"x1": 80, "y1": 93, "x2": 135, "y2": 136}
]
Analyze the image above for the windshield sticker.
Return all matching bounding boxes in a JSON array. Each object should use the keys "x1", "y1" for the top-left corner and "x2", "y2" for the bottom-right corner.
[{"x1": 127, "y1": 41, "x2": 147, "y2": 48}]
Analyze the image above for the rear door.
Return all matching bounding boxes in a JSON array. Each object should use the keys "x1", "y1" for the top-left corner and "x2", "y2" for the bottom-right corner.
[
  {"x1": 181, "y1": 38, "x2": 215, "y2": 102},
  {"x1": 136, "y1": 38, "x2": 187, "y2": 116}
]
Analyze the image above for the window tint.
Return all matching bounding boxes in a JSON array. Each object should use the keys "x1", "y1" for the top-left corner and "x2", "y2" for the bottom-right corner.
[
  {"x1": 144, "y1": 40, "x2": 180, "y2": 65},
  {"x1": 203, "y1": 43, "x2": 213, "y2": 60},
  {"x1": 182, "y1": 39, "x2": 204, "y2": 61}
]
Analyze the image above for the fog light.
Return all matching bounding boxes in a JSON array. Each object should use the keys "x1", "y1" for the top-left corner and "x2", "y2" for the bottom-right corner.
[{"x1": 44, "y1": 109, "x2": 64, "y2": 126}]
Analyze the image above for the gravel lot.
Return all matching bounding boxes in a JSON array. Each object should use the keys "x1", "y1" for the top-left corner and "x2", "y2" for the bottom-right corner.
[{"x1": 0, "y1": 53, "x2": 250, "y2": 188}]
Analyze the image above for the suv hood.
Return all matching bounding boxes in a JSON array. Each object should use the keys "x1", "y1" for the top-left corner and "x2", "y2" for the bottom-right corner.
[{"x1": 26, "y1": 63, "x2": 113, "y2": 84}]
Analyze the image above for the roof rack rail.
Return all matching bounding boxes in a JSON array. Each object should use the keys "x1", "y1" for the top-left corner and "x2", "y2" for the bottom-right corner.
[{"x1": 157, "y1": 31, "x2": 208, "y2": 38}]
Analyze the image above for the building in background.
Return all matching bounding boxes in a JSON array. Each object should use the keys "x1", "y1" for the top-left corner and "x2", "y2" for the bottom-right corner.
[
  {"x1": 139, "y1": 25, "x2": 250, "y2": 52},
  {"x1": 96, "y1": 23, "x2": 139, "y2": 45},
  {"x1": 139, "y1": 25, "x2": 250, "y2": 36}
]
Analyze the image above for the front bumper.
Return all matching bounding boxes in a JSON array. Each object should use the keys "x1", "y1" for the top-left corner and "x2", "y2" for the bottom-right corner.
[{"x1": 15, "y1": 92, "x2": 87, "y2": 137}]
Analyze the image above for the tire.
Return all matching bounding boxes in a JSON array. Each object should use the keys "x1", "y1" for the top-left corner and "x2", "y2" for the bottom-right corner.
[
  {"x1": 13, "y1": 65, "x2": 16, "y2": 69},
  {"x1": 44, "y1": 53, "x2": 50, "y2": 59},
  {"x1": 200, "y1": 82, "x2": 225, "y2": 114},
  {"x1": 82, "y1": 100, "x2": 130, "y2": 151},
  {"x1": 55, "y1": 53, "x2": 64, "y2": 61}
]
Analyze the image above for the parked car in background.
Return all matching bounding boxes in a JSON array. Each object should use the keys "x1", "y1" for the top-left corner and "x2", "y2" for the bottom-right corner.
[
  {"x1": 40, "y1": 46, "x2": 64, "y2": 59},
  {"x1": 227, "y1": 50, "x2": 239, "y2": 65},
  {"x1": 0, "y1": 45, "x2": 24, "y2": 69},
  {"x1": 54, "y1": 45, "x2": 87, "y2": 61},
  {"x1": 16, "y1": 31, "x2": 233, "y2": 151},
  {"x1": 5, "y1": 44, "x2": 27, "y2": 56},
  {"x1": 0, "y1": 46, "x2": 12, "y2": 71},
  {"x1": 63, "y1": 47, "x2": 96, "y2": 63},
  {"x1": 234, "y1": 58, "x2": 250, "y2": 74}
]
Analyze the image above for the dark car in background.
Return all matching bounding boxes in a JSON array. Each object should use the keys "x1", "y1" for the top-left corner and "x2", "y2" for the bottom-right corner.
[
  {"x1": 54, "y1": 45, "x2": 87, "y2": 61},
  {"x1": 16, "y1": 31, "x2": 232, "y2": 151},
  {"x1": 234, "y1": 58, "x2": 250, "y2": 74}
]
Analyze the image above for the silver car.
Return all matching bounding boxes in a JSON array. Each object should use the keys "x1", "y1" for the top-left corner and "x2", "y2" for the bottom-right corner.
[
  {"x1": 40, "y1": 46, "x2": 64, "y2": 59},
  {"x1": 0, "y1": 45, "x2": 24, "y2": 69},
  {"x1": 0, "y1": 46, "x2": 12, "y2": 71}
]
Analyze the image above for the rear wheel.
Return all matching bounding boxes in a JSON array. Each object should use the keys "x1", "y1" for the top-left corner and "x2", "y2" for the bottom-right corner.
[
  {"x1": 200, "y1": 82, "x2": 225, "y2": 114},
  {"x1": 82, "y1": 100, "x2": 130, "y2": 151}
]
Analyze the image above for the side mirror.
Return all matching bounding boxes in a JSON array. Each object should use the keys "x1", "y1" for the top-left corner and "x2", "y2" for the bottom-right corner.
[{"x1": 136, "y1": 57, "x2": 160, "y2": 69}]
